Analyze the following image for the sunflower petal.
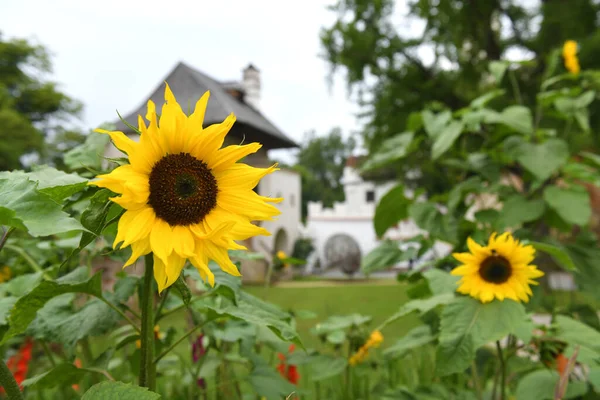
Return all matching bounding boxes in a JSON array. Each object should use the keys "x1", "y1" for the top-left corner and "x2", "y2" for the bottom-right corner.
[
  {"x1": 209, "y1": 142, "x2": 262, "y2": 172},
  {"x1": 95, "y1": 129, "x2": 136, "y2": 155},
  {"x1": 150, "y1": 219, "x2": 174, "y2": 264},
  {"x1": 124, "y1": 238, "x2": 151, "y2": 268},
  {"x1": 204, "y1": 242, "x2": 241, "y2": 277},
  {"x1": 153, "y1": 255, "x2": 169, "y2": 294}
]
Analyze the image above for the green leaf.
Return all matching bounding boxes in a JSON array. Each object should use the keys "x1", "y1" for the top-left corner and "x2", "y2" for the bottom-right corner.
[
  {"x1": 431, "y1": 121, "x2": 465, "y2": 160},
  {"x1": 310, "y1": 355, "x2": 348, "y2": 381},
  {"x1": 361, "y1": 241, "x2": 405, "y2": 274},
  {"x1": 409, "y1": 202, "x2": 457, "y2": 243},
  {"x1": 360, "y1": 132, "x2": 415, "y2": 172},
  {"x1": 422, "y1": 110, "x2": 452, "y2": 139},
  {"x1": 81, "y1": 381, "x2": 161, "y2": 400},
  {"x1": 515, "y1": 369, "x2": 588, "y2": 400},
  {"x1": 64, "y1": 133, "x2": 111, "y2": 172},
  {"x1": 380, "y1": 293, "x2": 454, "y2": 329},
  {"x1": 203, "y1": 291, "x2": 302, "y2": 348},
  {"x1": 580, "y1": 151, "x2": 600, "y2": 169},
  {"x1": 422, "y1": 269, "x2": 460, "y2": 295},
  {"x1": 374, "y1": 184, "x2": 410, "y2": 237},
  {"x1": 0, "y1": 167, "x2": 87, "y2": 202},
  {"x1": 326, "y1": 330, "x2": 346, "y2": 344},
  {"x1": 172, "y1": 275, "x2": 191, "y2": 306},
  {"x1": 0, "y1": 297, "x2": 17, "y2": 326},
  {"x1": 575, "y1": 109, "x2": 591, "y2": 132},
  {"x1": 589, "y1": 367, "x2": 600, "y2": 393},
  {"x1": 489, "y1": 62, "x2": 509, "y2": 85},
  {"x1": 311, "y1": 314, "x2": 372, "y2": 336},
  {"x1": 544, "y1": 185, "x2": 591, "y2": 226},
  {"x1": 21, "y1": 363, "x2": 99, "y2": 389},
  {"x1": 500, "y1": 195, "x2": 546, "y2": 227},
  {"x1": 1, "y1": 267, "x2": 102, "y2": 344},
  {"x1": 436, "y1": 297, "x2": 527, "y2": 375},
  {"x1": 78, "y1": 189, "x2": 116, "y2": 251},
  {"x1": 531, "y1": 241, "x2": 577, "y2": 271},
  {"x1": 516, "y1": 139, "x2": 570, "y2": 181},
  {"x1": 486, "y1": 105, "x2": 533, "y2": 135},
  {"x1": 0, "y1": 175, "x2": 85, "y2": 236},
  {"x1": 447, "y1": 177, "x2": 483, "y2": 212},
  {"x1": 470, "y1": 90, "x2": 505, "y2": 109},
  {"x1": 0, "y1": 272, "x2": 43, "y2": 297},
  {"x1": 383, "y1": 325, "x2": 436, "y2": 359},
  {"x1": 555, "y1": 315, "x2": 600, "y2": 356},
  {"x1": 436, "y1": 333, "x2": 475, "y2": 377}
]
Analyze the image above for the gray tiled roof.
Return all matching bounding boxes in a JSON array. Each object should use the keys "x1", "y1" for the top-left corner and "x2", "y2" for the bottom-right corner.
[{"x1": 113, "y1": 62, "x2": 297, "y2": 149}]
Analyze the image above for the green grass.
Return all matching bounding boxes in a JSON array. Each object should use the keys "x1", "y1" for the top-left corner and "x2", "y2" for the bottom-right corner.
[{"x1": 244, "y1": 280, "x2": 420, "y2": 350}]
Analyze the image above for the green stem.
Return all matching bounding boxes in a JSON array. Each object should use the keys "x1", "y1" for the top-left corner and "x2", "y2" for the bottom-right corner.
[
  {"x1": 496, "y1": 341, "x2": 506, "y2": 400},
  {"x1": 3, "y1": 244, "x2": 49, "y2": 278},
  {"x1": 0, "y1": 358, "x2": 24, "y2": 400},
  {"x1": 40, "y1": 340, "x2": 57, "y2": 367},
  {"x1": 98, "y1": 297, "x2": 140, "y2": 333},
  {"x1": 154, "y1": 320, "x2": 209, "y2": 363},
  {"x1": 0, "y1": 227, "x2": 15, "y2": 252},
  {"x1": 139, "y1": 254, "x2": 155, "y2": 390},
  {"x1": 471, "y1": 360, "x2": 483, "y2": 400},
  {"x1": 154, "y1": 288, "x2": 170, "y2": 325},
  {"x1": 155, "y1": 292, "x2": 211, "y2": 323},
  {"x1": 508, "y1": 69, "x2": 523, "y2": 105}
]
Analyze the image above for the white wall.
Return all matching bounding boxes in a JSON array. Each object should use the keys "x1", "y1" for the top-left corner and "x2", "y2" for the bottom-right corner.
[{"x1": 252, "y1": 168, "x2": 301, "y2": 261}]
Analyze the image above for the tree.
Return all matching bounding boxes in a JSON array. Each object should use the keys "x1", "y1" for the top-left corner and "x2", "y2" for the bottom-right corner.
[
  {"x1": 320, "y1": 0, "x2": 600, "y2": 193},
  {"x1": 292, "y1": 128, "x2": 356, "y2": 221},
  {"x1": 0, "y1": 32, "x2": 82, "y2": 170}
]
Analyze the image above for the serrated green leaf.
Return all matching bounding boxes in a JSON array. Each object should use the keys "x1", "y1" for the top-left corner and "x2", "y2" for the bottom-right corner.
[
  {"x1": 0, "y1": 272, "x2": 43, "y2": 297},
  {"x1": 360, "y1": 132, "x2": 415, "y2": 172},
  {"x1": 422, "y1": 269, "x2": 460, "y2": 295},
  {"x1": 0, "y1": 176, "x2": 85, "y2": 236},
  {"x1": 531, "y1": 241, "x2": 577, "y2": 271},
  {"x1": 589, "y1": 367, "x2": 600, "y2": 393},
  {"x1": 79, "y1": 189, "x2": 116, "y2": 250},
  {"x1": 310, "y1": 355, "x2": 348, "y2": 381},
  {"x1": 422, "y1": 110, "x2": 452, "y2": 139},
  {"x1": 436, "y1": 332, "x2": 475, "y2": 377},
  {"x1": 361, "y1": 240, "x2": 409, "y2": 274},
  {"x1": 380, "y1": 293, "x2": 454, "y2": 330},
  {"x1": 374, "y1": 184, "x2": 410, "y2": 237},
  {"x1": 544, "y1": 185, "x2": 591, "y2": 226},
  {"x1": 1, "y1": 267, "x2": 102, "y2": 344},
  {"x1": 64, "y1": 133, "x2": 111, "y2": 172},
  {"x1": 517, "y1": 139, "x2": 570, "y2": 181},
  {"x1": 554, "y1": 315, "x2": 600, "y2": 356},
  {"x1": 81, "y1": 381, "x2": 161, "y2": 400},
  {"x1": 21, "y1": 363, "x2": 99, "y2": 389},
  {"x1": 515, "y1": 369, "x2": 588, "y2": 400},
  {"x1": 436, "y1": 297, "x2": 527, "y2": 375},
  {"x1": 431, "y1": 121, "x2": 465, "y2": 160},
  {"x1": 0, "y1": 297, "x2": 17, "y2": 325},
  {"x1": 384, "y1": 325, "x2": 435, "y2": 359},
  {"x1": 0, "y1": 167, "x2": 87, "y2": 202},
  {"x1": 500, "y1": 195, "x2": 546, "y2": 227},
  {"x1": 203, "y1": 291, "x2": 302, "y2": 348}
]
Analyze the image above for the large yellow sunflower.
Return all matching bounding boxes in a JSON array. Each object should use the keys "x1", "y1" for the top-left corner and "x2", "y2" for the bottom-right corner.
[
  {"x1": 90, "y1": 84, "x2": 281, "y2": 292},
  {"x1": 451, "y1": 232, "x2": 544, "y2": 303}
]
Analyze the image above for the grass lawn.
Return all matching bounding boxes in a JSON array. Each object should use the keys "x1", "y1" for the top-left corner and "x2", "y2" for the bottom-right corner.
[{"x1": 244, "y1": 280, "x2": 420, "y2": 350}]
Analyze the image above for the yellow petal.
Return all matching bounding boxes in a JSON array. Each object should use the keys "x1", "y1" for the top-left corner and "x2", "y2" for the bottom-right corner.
[
  {"x1": 172, "y1": 226, "x2": 196, "y2": 257},
  {"x1": 95, "y1": 129, "x2": 136, "y2": 155},
  {"x1": 153, "y1": 255, "x2": 169, "y2": 293},
  {"x1": 190, "y1": 250, "x2": 215, "y2": 287},
  {"x1": 189, "y1": 114, "x2": 236, "y2": 161},
  {"x1": 204, "y1": 242, "x2": 241, "y2": 277},
  {"x1": 163, "y1": 252, "x2": 186, "y2": 290},
  {"x1": 150, "y1": 218, "x2": 174, "y2": 264},
  {"x1": 188, "y1": 91, "x2": 210, "y2": 130},
  {"x1": 214, "y1": 163, "x2": 278, "y2": 190},
  {"x1": 120, "y1": 207, "x2": 156, "y2": 247},
  {"x1": 217, "y1": 190, "x2": 282, "y2": 221},
  {"x1": 209, "y1": 142, "x2": 262, "y2": 172},
  {"x1": 205, "y1": 207, "x2": 271, "y2": 240},
  {"x1": 124, "y1": 238, "x2": 151, "y2": 268}
]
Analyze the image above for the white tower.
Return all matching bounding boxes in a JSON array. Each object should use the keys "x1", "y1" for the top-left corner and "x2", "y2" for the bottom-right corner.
[{"x1": 242, "y1": 64, "x2": 261, "y2": 110}]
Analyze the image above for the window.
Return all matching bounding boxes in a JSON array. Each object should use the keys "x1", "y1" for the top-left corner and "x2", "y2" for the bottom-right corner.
[
  {"x1": 290, "y1": 194, "x2": 295, "y2": 207},
  {"x1": 366, "y1": 190, "x2": 375, "y2": 203}
]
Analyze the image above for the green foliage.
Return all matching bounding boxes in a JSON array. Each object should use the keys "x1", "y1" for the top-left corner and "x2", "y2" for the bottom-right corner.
[
  {"x1": 373, "y1": 184, "x2": 410, "y2": 237},
  {"x1": 81, "y1": 381, "x2": 161, "y2": 399},
  {"x1": 292, "y1": 128, "x2": 356, "y2": 220},
  {"x1": 0, "y1": 32, "x2": 83, "y2": 170}
]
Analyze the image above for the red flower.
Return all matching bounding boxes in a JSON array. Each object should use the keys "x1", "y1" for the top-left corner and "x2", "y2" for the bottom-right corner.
[
  {"x1": 276, "y1": 344, "x2": 300, "y2": 385},
  {"x1": 1, "y1": 338, "x2": 33, "y2": 394}
]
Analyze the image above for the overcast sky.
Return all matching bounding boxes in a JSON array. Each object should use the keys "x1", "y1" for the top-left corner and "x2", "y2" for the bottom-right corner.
[{"x1": 1, "y1": 0, "x2": 406, "y2": 162}]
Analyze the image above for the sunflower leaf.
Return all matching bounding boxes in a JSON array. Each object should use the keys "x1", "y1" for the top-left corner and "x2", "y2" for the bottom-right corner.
[
  {"x1": 81, "y1": 381, "x2": 161, "y2": 400},
  {"x1": 374, "y1": 184, "x2": 410, "y2": 237},
  {"x1": 0, "y1": 267, "x2": 102, "y2": 345},
  {"x1": 531, "y1": 241, "x2": 577, "y2": 271},
  {"x1": 436, "y1": 297, "x2": 527, "y2": 376}
]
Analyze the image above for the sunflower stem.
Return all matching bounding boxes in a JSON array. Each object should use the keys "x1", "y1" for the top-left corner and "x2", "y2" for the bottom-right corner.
[
  {"x1": 0, "y1": 358, "x2": 24, "y2": 400},
  {"x1": 139, "y1": 254, "x2": 156, "y2": 390},
  {"x1": 496, "y1": 340, "x2": 506, "y2": 400}
]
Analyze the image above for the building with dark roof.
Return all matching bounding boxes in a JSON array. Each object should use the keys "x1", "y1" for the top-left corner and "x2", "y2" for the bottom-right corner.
[{"x1": 104, "y1": 62, "x2": 301, "y2": 282}]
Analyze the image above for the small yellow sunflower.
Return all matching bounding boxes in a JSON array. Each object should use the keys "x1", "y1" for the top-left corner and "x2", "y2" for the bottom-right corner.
[
  {"x1": 276, "y1": 250, "x2": 287, "y2": 260},
  {"x1": 90, "y1": 84, "x2": 281, "y2": 292},
  {"x1": 451, "y1": 232, "x2": 544, "y2": 303},
  {"x1": 562, "y1": 40, "x2": 580, "y2": 74}
]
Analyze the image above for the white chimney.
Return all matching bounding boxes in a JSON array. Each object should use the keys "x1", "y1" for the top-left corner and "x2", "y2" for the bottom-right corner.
[{"x1": 242, "y1": 63, "x2": 261, "y2": 110}]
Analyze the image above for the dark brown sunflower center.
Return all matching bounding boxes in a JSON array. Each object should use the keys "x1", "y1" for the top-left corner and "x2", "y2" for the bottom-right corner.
[
  {"x1": 148, "y1": 153, "x2": 218, "y2": 226},
  {"x1": 479, "y1": 254, "x2": 512, "y2": 284}
]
